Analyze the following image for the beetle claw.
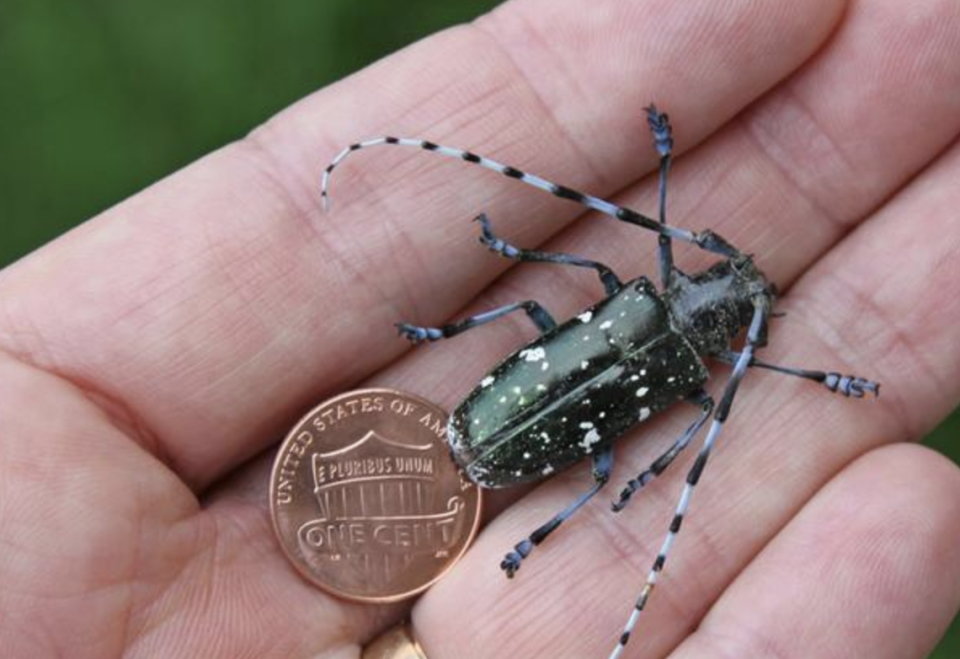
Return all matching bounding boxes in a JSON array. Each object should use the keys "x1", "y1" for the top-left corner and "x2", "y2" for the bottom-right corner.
[
  {"x1": 501, "y1": 539, "x2": 533, "y2": 578},
  {"x1": 501, "y1": 552, "x2": 522, "y2": 578},
  {"x1": 395, "y1": 323, "x2": 424, "y2": 343},
  {"x1": 824, "y1": 373, "x2": 880, "y2": 398},
  {"x1": 611, "y1": 489, "x2": 632, "y2": 513},
  {"x1": 395, "y1": 322, "x2": 442, "y2": 344}
]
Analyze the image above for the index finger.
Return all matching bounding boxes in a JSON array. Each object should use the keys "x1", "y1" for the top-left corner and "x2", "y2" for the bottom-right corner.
[{"x1": 0, "y1": 0, "x2": 844, "y2": 490}]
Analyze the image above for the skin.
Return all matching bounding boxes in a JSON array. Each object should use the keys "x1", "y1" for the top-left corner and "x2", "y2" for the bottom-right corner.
[{"x1": 2, "y1": 0, "x2": 960, "y2": 657}]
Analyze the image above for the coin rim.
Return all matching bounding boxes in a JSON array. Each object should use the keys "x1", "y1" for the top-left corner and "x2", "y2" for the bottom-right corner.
[{"x1": 269, "y1": 387, "x2": 483, "y2": 604}]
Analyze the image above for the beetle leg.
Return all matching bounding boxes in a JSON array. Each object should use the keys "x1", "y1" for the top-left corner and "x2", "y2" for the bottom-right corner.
[
  {"x1": 500, "y1": 446, "x2": 614, "y2": 578},
  {"x1": 714, "y1": 350, "x2": 880, "y2": 398},
  {"x1": 396, "y1": 300, "x2": 557, "y2": 344},
  {"x1": 611, "y1": 299, "x2": 768, "y2": 659},
  {"x1": 646, "y1": 105, "x2": 677, "y2": 289},
  {"x1": 475, "y1": 213, "x2": 623, "y2": 296},
  {"x1": 611, "y1": 390, "x2": 714, "y2": 513}
]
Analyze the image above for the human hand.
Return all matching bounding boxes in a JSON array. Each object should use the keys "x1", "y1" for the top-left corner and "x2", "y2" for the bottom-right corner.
[{"x1": 2, "y1": 1, "x2": 960, "y2": 658}]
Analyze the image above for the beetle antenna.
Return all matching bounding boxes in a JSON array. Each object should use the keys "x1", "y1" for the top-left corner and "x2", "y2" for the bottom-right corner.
[{"x1": 320, "y1": 136, "x2": 743, "y2": 259}]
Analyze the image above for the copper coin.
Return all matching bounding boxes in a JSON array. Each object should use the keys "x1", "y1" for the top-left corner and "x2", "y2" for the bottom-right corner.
[{"x1": 270, "y1": 388, "x2": 482, "y2": 603}]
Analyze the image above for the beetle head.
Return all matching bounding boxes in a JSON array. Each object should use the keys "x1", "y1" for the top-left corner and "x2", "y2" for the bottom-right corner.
[{"x1": 665, "y1": 256, "x2": 776, "y2": 354}]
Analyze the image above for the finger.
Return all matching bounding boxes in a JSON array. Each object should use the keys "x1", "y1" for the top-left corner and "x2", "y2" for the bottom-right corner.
[
  {"x1": 0, "y1": 350, "x2": 198, "y2": 657},
  {"x1": 668, "y1": 445, "x2": 960, "y2": 659},
  {"x1": 0, "y1": 350, "x2": 395, "y2": 658},
  {"x1": 781, "y1": 147, "x2": 960, "y2": 443},
  {"x1": 410, "y1": 117, "x2": 960, "y2": 657},
  {"x1": 0, "y1": 0, "x2": 840, "y2": 491}
]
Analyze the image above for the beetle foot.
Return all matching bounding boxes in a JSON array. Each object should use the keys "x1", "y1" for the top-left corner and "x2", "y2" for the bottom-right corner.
[
  {"x1": 501, "y1": 554, "x2": 521, "y2": 578},
  {"x1": 612, "y1": 471, "x2": 654, "y2": 513},
  {"x1": 395, "y1": 323, "x2": 442, "y2": 344},
  {"x1": 612, "y1": 485, "x2": 637, "y2": 512},
  {"x1": 475, "y1": 214, "x2": 520, "y2": 258},
  {"x1": 611, "y1": 492, "x2": 630, "y2": 513},
  {"x1": 824, "y1": 373, "x2": 880, "y2": 398},
  {"x1": 500, "y1": 540, "x2": 532, "y2": 578},
  {"x1": 645, "y1": 104, "x2": 673, "y2": 158}
]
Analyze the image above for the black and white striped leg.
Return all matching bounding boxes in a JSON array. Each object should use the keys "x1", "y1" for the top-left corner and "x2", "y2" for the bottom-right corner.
[
  {"x1": 501, "y1": 446, "x2": 614, "y2": 578},
  {"x1": 646, "y1": 105, "x2": 676, "y2": 288},
  {"x1": 714, "y1": 350, "x2": 880, "y2": 398},
  {"x1": 476, "y1": 213, "x2": 623, "y2": 296},
  {"x1": 396, "y1": 300, "x2": 557, "y2": 344},
  {"x1": 611, "y1": 389, "x2": 713, "y2": 513},
  {"x1": 610, "y1": 300, "x2": 768, "y2": 659}
]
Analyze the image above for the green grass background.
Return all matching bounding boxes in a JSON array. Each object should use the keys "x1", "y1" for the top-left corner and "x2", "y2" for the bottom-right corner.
[{"x1": 1, "y1": 0, "x2": 957, "y2": 654}]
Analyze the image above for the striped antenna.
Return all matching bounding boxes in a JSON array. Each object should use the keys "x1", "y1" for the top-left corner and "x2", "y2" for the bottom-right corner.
[{"x1": 318, "y1": 136, "x2": 739, "y2": 257}]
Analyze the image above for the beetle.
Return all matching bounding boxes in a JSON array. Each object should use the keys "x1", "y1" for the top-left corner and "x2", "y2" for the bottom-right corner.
[{"x1": 321, "y1": 106, "x2": 879, "y2": 658}]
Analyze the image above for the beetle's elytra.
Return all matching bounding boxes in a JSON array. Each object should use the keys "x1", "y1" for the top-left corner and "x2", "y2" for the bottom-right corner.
[
  {"x1": 449, "y1": 275, "x2": 711, "y2": 488},
  {"x1": 321, "y1": 106, "x2": 879, "y2": 659}
]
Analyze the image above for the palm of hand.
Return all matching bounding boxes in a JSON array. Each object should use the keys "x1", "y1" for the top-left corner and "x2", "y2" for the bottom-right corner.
[{"x1": 3, "y1": 1, "x2": 960, "y2": 658}]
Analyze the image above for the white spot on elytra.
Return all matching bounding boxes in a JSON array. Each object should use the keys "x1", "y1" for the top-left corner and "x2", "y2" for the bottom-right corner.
[
  {"x1": 667, "y1": 376, "x2": 676, "y2": 383},
  {"x1": 512, "y1": 386, "x2": 522, "y2": 395},
  {"x1": 640, "y1": 369, "x2": 647, "y2": 376},
  {"x1": 578, "y1": 311, "x2": 593, "y2": 323},
  {"x1": 599, "y1": 320, "x2": 613, "y2": 330},
  {"x1": 540, "y1": 432, "x2": 551, "y2": 443},
  {"x1": 579, "y1": 428, "x2": 602, "y2": 452},
  {"x1": 599, "y1": 411, "x2": 606, "y2": 419},
  {"x1": 480, "y1": 375, "x2": 495, "y2": 388},
  {"x1": 523, "y1": 452, "x2": 531, "y2": 459},
  {"x1": 498, "y1": 395, "x2": 507, "y2": 404},
  {"x1": 579, "y1": 421, "x2": 594, "y2": 429},
  {"x1": 542, "y1": 464, "x2": 555, "y2": 476},
  {"x1": 541, "y1": 361, "x2": 550, "y2": 371},
  {"x1": 639, "y1": 407, "x2": 651, "y2": 421},
  {"x1": 630, "y1": 375, "x2": 640, "y2": 382},
  {"x1": 636, "y1": 387, "x2": 649, "y2": 398},
  {"x1": 582, "y1": 335, "x2": 591, "y2": 342},
  {"x1": 519, "y1": 347, "x2": 547, "y2": 362},
  {"x1": 581, "y1": 360, "x2": 589, "y2": 369},
  {"x1": 536, "y1": 383, "x2": 548, "y2": 391}
]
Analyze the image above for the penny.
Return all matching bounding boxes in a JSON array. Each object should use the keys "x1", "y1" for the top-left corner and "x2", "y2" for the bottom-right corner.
[{"x1": 270, "y1": 388, "x2": 482, "y2": 603}]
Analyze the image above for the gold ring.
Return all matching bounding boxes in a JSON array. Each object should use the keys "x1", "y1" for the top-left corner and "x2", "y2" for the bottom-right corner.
[{"x1": 361, "y1": 622, "x2": 428, "y2": 659}]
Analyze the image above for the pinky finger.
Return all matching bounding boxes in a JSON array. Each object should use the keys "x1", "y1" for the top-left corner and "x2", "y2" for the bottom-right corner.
[{"x1": 668, "y1": 443, "x2": 960, "y2": 659}]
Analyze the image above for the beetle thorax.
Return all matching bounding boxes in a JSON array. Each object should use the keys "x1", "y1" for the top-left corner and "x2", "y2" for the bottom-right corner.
[{"x1": 664, "y1": 257, "x2": 774, "y2": 355}]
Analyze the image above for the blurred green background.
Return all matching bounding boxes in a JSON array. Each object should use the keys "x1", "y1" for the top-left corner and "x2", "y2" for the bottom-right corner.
[{"x1": 1, "y1": 0, "x2": 956, "y2": 655}]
